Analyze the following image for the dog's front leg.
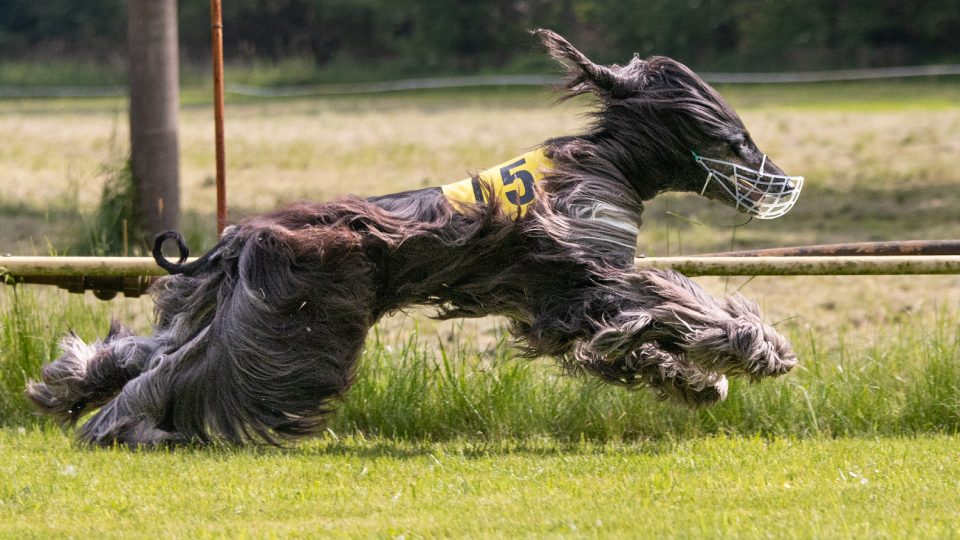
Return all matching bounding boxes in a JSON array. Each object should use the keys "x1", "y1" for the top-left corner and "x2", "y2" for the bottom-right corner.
[
  {"x1": 554, "y1": 268, "x2": 795, "y2": 404},
  {"x1": 592, "y1": 269, "x2": 797, "y2": 381},
  {"x1": 573, "y1": 339, "x2": 729, "y2": 406}
]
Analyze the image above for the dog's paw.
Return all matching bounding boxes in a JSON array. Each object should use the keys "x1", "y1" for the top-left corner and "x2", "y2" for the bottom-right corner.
[
  {"x1": 77, "y1": 408, "x2": 184, "y2": 449},
  {"x1": 23, "y1": 380, "x2": 67, "y2": 416},
  {"x1": 661, "y1": 372, "x2": 729, "y2": 407},
  {"x1": 695, "y1": 374, "x2": 729, "y2": 405},
  {"x1": 684, "y1": 318, "x2": 797, "y2": 379},
  {"x1": 733, "y1": 320, "x2": 797, "y2": 378}
]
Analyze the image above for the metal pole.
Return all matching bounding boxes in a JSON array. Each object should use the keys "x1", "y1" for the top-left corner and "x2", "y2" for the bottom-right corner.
[
  {"x1": 211, "y1": 0, "x2": 227, "y2": 235},
  {"x1": 699, "y1": 239, "x2": 960, "y2": 257},
  {"x1": 634, "y1": 255, "x2": 960, "y2": 276}
]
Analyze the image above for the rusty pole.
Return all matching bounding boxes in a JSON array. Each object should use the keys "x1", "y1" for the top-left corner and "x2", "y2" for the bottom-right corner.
[
  {"x1": 211, "y1": 0, "x2": 227, "y2": 235},
  {"x1": 699, "y1": 239, "x2": 960, "y2": 257}
]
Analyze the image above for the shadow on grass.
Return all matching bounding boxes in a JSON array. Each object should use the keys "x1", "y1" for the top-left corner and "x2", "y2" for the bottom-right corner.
[{"x1": 50, "y1": 432, "x2": 681, "y2": 460}]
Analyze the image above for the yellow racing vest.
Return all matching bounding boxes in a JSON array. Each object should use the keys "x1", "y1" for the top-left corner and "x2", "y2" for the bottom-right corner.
[{"x1": 441, "y1": 148, "x2": 553, "y2": 219}]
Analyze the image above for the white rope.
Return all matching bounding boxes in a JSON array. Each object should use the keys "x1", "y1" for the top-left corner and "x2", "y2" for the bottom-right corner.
[{"x1": 6, "y1": 65, "x2": 958, "y2": 99}]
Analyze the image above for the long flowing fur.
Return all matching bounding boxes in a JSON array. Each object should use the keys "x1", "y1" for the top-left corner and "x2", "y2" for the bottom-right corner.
[{"x1": 26, "y1": 30, "x2": 798, "y2": 447}]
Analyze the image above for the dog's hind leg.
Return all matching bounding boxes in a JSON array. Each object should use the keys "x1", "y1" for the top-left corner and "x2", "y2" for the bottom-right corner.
[
  {"x1": 25, "y1": 320, "x2": 167, "y2": 425},
  {"x1": 75, "y1": 354, "x2": 184, "y2": 448},
  {"x1": 73, "y1": 306, "x2": 370, "y2": 447},
  {"x1": 74, "y1": 222, "x2": 375, "y2": 447},
  {"x1": 73, "y1": 325, "x2": 214, "y2": 448}
]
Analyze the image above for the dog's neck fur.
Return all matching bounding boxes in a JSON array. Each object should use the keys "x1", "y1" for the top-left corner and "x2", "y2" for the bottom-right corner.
[{"x1": 533, "y1": 138, "x2": 646, "y2": 269}]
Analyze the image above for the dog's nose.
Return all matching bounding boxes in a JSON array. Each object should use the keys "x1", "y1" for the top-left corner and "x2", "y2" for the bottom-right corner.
[{"x1": 761, "y1": 157, "x2": 789, "y2": 178}]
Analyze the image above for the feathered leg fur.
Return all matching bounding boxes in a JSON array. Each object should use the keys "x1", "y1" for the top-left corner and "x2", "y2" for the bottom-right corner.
[
  {"x1": 535, "y1": 269, "x2": 795, "y2": 405},
  {"x1": 28, "y1": 218, "x2": 376, "y2": 447},
  {"x1": 25, "y1": 320, "x2": 166, "y2": 425}
]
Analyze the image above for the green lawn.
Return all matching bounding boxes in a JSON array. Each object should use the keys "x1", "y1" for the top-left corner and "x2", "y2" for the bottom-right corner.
[{"x1": 2, "y1": 430, "x2": 958, "y2": 538}]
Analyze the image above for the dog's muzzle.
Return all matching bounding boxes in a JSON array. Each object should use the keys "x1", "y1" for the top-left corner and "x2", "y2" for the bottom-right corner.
[{"x1": 693, "y1": 152, "x2": 804, "y2": 220}]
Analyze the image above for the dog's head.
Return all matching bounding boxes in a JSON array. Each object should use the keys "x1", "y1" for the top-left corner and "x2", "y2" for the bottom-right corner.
[{"x1": 536, "y1": 29, "x2": 802, "y2": 219}]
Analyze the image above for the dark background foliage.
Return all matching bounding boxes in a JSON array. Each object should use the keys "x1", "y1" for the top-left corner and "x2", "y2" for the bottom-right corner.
[{"x1": 1, "y1": 0, "x2": 958, "y2": 76}]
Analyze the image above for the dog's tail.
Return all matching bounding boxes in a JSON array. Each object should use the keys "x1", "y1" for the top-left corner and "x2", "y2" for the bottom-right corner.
[{"x1": 153, "y1": 230, "x2": 228, "y2": 276}]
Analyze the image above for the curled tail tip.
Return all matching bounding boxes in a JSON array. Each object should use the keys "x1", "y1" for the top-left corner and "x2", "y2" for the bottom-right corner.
[{"x1": 153, "y1": 231, "x2": 190, "y2": 274}]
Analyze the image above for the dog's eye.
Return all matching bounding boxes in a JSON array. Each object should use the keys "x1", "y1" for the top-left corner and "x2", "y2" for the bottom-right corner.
[{"x1": 731, "y1": 135, "x2": 752, "y2": 154}]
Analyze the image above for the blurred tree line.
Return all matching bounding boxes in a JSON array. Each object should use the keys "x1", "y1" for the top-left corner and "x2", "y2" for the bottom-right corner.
[{"x1": 2, "y1": 0, "x2": 958, "y2": 75}]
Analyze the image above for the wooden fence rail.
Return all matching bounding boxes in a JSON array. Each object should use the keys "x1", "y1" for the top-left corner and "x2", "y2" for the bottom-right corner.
[{"x1": 3, "y1": 255, "x2": 960, "y2": 300}]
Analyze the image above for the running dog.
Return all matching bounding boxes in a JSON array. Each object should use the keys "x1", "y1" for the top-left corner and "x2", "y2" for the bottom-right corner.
[{"x1": 27, "y1": 30, "x2": 803, "y2": 446}]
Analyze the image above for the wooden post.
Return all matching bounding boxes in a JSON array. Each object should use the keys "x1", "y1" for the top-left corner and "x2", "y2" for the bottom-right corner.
[
  {"x1": 4, "y1": 254, "x2": 960, "y2": 300},
  {"x1": 128, "y1": 0, "x2": 181, "y2": 241},
  {"x1": 211, "y1": 0, "x2": 228, "y2": 235}
]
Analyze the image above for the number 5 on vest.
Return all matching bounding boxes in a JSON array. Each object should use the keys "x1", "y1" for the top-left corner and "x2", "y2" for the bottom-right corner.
[{"x1": 500, "y1": 159, "x2": 536, "y2": 206}]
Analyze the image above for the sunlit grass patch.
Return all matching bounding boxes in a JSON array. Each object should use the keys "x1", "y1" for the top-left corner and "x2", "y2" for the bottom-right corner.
[{"x1": 2, "y1": 429, "x2": 958, "y2": 538}]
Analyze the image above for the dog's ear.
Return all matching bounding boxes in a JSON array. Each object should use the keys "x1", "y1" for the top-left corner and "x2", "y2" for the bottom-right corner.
[{"x1": 534, "y1": 28, "x2": 627, "y2": 99}]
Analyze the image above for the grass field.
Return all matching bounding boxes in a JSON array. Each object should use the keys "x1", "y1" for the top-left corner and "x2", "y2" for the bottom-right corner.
[
  {"x1": 1, "y1": 79, "x2": 959, "y2": 536},
  {"x1": 3, "y1": 431, "x2": 959, "y2": 538}
]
